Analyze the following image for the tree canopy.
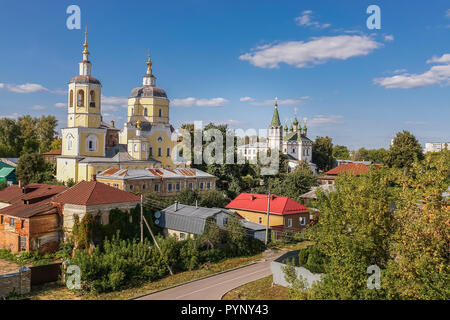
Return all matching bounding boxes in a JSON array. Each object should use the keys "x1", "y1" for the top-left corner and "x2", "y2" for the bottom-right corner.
[{"x1": 386, "y1": 130, "x2": 424, "y2": 168}]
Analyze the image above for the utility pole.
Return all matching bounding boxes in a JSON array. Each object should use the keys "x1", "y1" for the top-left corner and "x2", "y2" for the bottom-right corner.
[
  {"x1": 142, "y1": 215, "x2": 174, "y2": 275},
  {"x1": 265, "y1": 190, "x2": 271, "y2": 245},
  {"x1": 140, "y1": 194, "x2": 144, "y2": 243}
]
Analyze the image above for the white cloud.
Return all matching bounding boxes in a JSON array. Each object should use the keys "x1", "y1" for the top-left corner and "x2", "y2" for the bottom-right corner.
[
  {"x1": 102, "y1": 105, "x2": 119, "y2": 112},
  {"x1": 172, "y1": 97, "x2": 229, "y2": 107},
  {"x1": 308, "y1": 115, "x2": 343, "y2": 127},
  {"x1": 208, "y1": 119, "x2": 246, "y2": 127},
  {"x1": 31, "y1": 105, "x2": 46, "y2": 111},
  {"x1": 426, "y1": 54, "x2": 450, "y2": 64},
  {"x1": 245, "y1": 97, "x2": 310, "y2": 106},
  {"x1": 0, "y1": 83, "x2": 4, "y2": 88},
  {"x1": 295, "y1": 10, "x2": 330, "y2": 29},
  {"x1": 0, "y1": 112, "x2": 20, "y2": 119},
  {"x1": 54, "y1": 102, "x2": 66, "y2": 108},
  {"x1": 384, "y1": 34, "x2": 394, "y2": 42},
  {"x1": 239, "y1": 35, "x2": 381, "y2": 69},
  {"x1": 374, "y1": 53, "x2": 450, "y2": 89},
  {"x1": 446, "y1": 9, "x2": 450, "y2": 17},
  {"x1": 101, "y1": 95, "x2": 128, "y2": 106},
  {"x1": 239, "y1": 96, "x2": 254, "y2": 102},
  {"x1": 4, "y1": 83, "x2": 49, "y2": 93}
]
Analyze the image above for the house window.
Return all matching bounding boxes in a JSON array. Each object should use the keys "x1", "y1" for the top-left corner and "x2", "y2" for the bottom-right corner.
[
  {"x1": 200, "y1": 182, "x2": 204, "y2": 190},
  {"x1": 113, "y1": 184, "x2": 119, "y2": 188},
  {"x1": 167, "y1": 148, "x2": 170, "y2": 157},
  {"x1": 89, "y1": 90, "x2": 95, "y2": 107},
  {"x1": 129, "y1": 185, "x2": 134, "y2": 191},
  {"x1": 149, "y1": 147, "x2": 153, "y2": 156},
  {"x1": 158, "y1": 109, "x2": 162, "y2": 117},
  {"x1": 21, "y1": 220, "x2": 25, "y2": 229},
  {"x1": 134, "y1": 144, "x2": 138, "y2": 152},
  {"x1": 157, "y1": 136, "x2": 163, "y2": 143},
  {"x1": 189, "y1": 182, "x2": 193, "y2": 190},
  {"x1": 10, "y1": 218, "x2": 15, "y2": 227},
  {"x1": 168, "y1": 183, "x2": 173, "y2": 192},
  {"x1": 207, "y1": 182, "x2": 211, "y2": 190},
  {"x1": 144, "y1": 108, "x2": 148, "y2": 116},
  {"x1": 142, "y1": 184, "x2": 146, "y2": 190},
  {"x1": 176, "y1": 183, "x2": 180, "y2": 191},
  {"x1": 287, "y1": 218, "x2": 293, "y2": 228},
  {"x1": 77, "y1": 90, "x2": 85, "y2": 107},
  {"x1": 0, "y1": 215, "x2": 3, "y2": 224},
  {"x1": 95, "y1": 215, "x2": 102, "y2": 225},
  {"x1": 299, "y1": 217, "x2": 306, "y2": 226},
  {"x1": 292, "y1": 148, "x2": 295, "y2": 153},
  {"x1": 180, "y1": 232, "x2": 186, "y2": 240},
  {"x1": 258, "y1": 217, "x2": 263, "y2": 224},
  {"x1": 154, "y1": 184, "x2": 160, "y2": 192},
  {"x1": 158, "y1": 148, "x2": 162, "y2": 157}
]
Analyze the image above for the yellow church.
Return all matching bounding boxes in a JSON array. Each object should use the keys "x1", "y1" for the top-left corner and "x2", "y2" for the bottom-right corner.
[{"x1": 57, "y1": 31, "x2": 183, "y2": 183}]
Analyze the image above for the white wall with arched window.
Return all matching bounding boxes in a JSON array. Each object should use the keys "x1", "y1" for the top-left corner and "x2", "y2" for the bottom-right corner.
[
  {"x1": 77, "y1": 90, "x2": 85, "y2": 107},
  {"x1": 86, "y1": 134, "x2": 99, "y2": 152}
]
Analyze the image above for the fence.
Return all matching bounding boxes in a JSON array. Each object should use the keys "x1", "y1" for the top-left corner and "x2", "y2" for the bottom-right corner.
[
  {"x1": 270, "y1": 250, "x2": 322, "y2": 288},
  {"x1": 0, "y1": 266, "x2": 31, "y2": 298},
  {"x1": 30, "y1": 262, "x2": 62, "y2": 286}
]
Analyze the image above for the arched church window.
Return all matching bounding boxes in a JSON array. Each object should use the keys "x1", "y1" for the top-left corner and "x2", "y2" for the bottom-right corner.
[
  {"x1": 158, "y1": 109, "x2": 162, "y2": 117},
  {"x1": 69, "y1": 90, "x2": 74, "y2": 107},
  {"x1": 144, "y1": 108, "x2": 148, "y2": 116},
  {"x1": 67, "y1": 134, "x2": 74, "y2": 151},
  {"x1": 89, "y1": 90, "x2": 96, "y2": 107},
  {"x1": 86, "y1": 135, "x2": 98, "y2": 152},
  {"x1": 77, "y1": 90, "x2": 85, "y2": 107}
]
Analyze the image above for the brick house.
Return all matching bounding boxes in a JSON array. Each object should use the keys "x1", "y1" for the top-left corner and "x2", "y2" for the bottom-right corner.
[
  {"x1": 51, "y1": 181, "x2": 141, "y2": 233},
  {"x1": 317, "y1": 162, "x2": 373, "y2": 185},
  {"x1": 226, "y1": 193, "x2": 311, "y2": 240},
  {"x1": 0, "y1": 184, "x2": 68, "y2": 253}
]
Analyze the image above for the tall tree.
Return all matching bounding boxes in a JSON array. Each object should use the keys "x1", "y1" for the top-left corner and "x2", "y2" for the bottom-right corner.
[
  {"x1": 386, "y1": 130, "x2": 424, "y2": 168},
  {"x1": 16, "y1": 153, "x2": 55, "y2": 185},
  {"x1": 312, "y1": 136, "x2": 334, "y2": 171},
  {"x1": 332, "y1": 145, "x2": 350, "y2": 160},
  {"x1": 18, "y1": 115, "x2": 39, "y2": 154},
  {"x1": 0, "y1": 118, "x2": 22, "y2": 156},
  {"x1": 37, "y1": 115, "x2": 58, "y2": 153}
]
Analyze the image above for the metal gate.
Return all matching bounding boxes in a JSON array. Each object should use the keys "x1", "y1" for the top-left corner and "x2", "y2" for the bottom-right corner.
[{"x1": 30, "y1": 262, "x2": 62, "y2": 286}]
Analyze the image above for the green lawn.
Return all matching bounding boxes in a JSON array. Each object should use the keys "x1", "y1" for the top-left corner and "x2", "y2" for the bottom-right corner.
[{"x1": 222, "y1": 275, "x2": 288, "y2": 300}]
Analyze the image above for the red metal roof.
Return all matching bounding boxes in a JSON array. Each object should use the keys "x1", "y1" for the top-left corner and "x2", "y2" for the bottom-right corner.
[
  {"x1": 325, "y1": 163, "x2": 370, "y2": 176},
  {"x1": 226, "y1": 193, "x2": 309, "y2": 215},
  {"x1": 43, "y1": 149, "x2": 62, "y2": 156},
  {"x1": 52, "y1": 181, "x2": 140, "y2": 206},
  {"x1": 0, "y1": 184, "x2": 68, "y2": 218}
]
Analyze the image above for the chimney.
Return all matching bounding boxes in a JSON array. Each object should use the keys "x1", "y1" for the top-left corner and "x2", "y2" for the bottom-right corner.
[
  {"x1": 174, "y1": 201, "x2": 178, "y2": 212},
  {"x1": 110, "y1": 120, "x2": 115, "y2": 128}
]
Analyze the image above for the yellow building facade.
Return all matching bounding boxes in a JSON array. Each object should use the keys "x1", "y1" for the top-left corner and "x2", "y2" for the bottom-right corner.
[{"x1": 57, "y1": 32, "x2": 183, "y2": 183}]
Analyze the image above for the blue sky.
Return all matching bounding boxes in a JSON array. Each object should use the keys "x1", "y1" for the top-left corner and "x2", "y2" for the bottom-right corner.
[{"x1": 0, "y1": 0, "x2": 449, "y2": 149}]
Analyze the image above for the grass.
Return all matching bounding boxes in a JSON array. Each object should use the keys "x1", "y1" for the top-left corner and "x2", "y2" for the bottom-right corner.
[
  {"x1": 24, "y1": 252, "x2": 263, "y2": 300},
  {"x1": 0, "y1": 249, "x2": 57, "y2": 267},
  {"x1": 222, "y1": 275, "x2": 288, "y2": 300}
]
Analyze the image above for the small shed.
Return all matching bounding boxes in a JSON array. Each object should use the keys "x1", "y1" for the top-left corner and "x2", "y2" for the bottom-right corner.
[{"x1": 0, "y1": 167, "x2": 17, "y2": 185}]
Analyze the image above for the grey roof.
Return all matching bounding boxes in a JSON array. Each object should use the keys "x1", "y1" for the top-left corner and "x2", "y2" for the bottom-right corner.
[
  {"x1": 300, "y1": 184, "x2": 335, "y2": 199},
  {"x1": 240, "y1": 220, "x2": 266, "y2": 231},
  {"x1": 130, "y1": 85, "x2": 167, "y2": 99},
  {"x1": 69, "y1": 75, "x2": 101, "y2": 85},
  {"x1": 156, "y1": 204, "x2": 227, "y2": 235}
]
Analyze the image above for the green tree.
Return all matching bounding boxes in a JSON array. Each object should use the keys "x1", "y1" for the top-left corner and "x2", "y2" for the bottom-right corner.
[
  {"x1": 312, "y1": 136, "x2": 334, "y2": 172},
  {"x1": 16, "y1": 153, "x2": 55, "y2": 185},
  {"x1": 198, "y1": 190, "x2": 229, "y2": 208},
  {"x1": 383, "y1": 151, "x2": 449, "y2": 299},
  {"x1": 49, "y1": 137, "x2": 62, "y2": 152},
  {"x1": 37, "y1": 115, "x2": 58, "y2": 153},
  {"x1": 332, "y1": 145, "x2": 350, "y2": 160},
  {"x1": 308, "y1": 167, "x2": 396, "y2": 299},
  {"x1": 175, "y1": 188, "x2": 198, "y2": 206},
  {"x1": 386, "y1": 130, "x2": 424, "y2": 168},
  {"x1": 0, "y1": 118, "x2": 22, "y2": 156},
  {"x1": 18, "y1": 115, "x2": 39, "y2": 154},
  {"x1": 271, "y1": 166, "x2": 317, "y2": 203}
]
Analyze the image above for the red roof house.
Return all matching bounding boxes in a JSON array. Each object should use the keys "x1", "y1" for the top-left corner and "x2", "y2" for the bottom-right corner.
[{"x1": 226, "y1": 193, "x2": 310, "y2": 240}]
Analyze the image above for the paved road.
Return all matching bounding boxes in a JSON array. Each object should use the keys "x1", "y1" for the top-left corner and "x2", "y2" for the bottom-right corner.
[{"x1": 136, "y1": 252, "x2": 281, "y2": 300}]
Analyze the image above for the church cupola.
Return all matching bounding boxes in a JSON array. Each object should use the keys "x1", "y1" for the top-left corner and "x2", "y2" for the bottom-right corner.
[
  {"x1": 292, "y1": 108, "x2": 299, "y2": 132},
  {"x1": 143, "y1": 51, "x2": 157, "y2": 86},
  {"x1": 270, "y1": 98, "x2": 281, "y2": 128},
  {"x1": 302, "y1": 118, "x2": 308, "y2": 136},
  {"x1": 79, "y1": 27, "x2": 92, "y2": 76}
]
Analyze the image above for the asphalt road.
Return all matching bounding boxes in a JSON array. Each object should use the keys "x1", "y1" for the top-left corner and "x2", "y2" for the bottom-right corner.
[{"x1": 136, "y1": 255, "x2": 279, "y2": 300}]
